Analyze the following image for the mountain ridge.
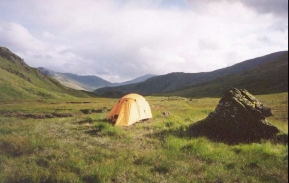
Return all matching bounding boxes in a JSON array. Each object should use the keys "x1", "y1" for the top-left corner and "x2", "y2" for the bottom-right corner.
[
  {"x1": 38, "y1": 67, "x2": 156, "y2": 91},
  {"x1": 94, "y1": 51, "x2": 288, "y2": 97},
  {"x1": 166, "y1": 51, "x2": 288, "y2": 98}
]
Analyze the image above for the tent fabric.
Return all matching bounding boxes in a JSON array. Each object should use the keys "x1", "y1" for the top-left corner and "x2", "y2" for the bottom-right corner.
[{"x1": 106, "y1": 93, "x2": 152, "y2": 126}]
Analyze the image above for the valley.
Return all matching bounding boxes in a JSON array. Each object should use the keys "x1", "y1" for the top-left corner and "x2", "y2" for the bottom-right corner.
[{"x1": 0, "y1": 47, "x2": 288, "y2": 182}]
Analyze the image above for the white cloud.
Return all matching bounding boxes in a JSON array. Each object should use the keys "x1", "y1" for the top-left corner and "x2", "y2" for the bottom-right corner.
[
  {"x1": 0, "y1": 22, "x2": 45, "y2": 51},
  {"x1": 0, "y1": 0, "x2": 287, "y2": 82}
]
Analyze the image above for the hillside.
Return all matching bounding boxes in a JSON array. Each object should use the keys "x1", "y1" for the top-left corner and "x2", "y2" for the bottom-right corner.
[
  {"x1": 0, "y1": 47, "x2": 94, "y2": 101},
  {"x1": 38, "y1": 67, "x2": 156, "y2": 91},
  {"x1": 167, "y1": 52, "x2": 288, "y2": 98},
  {"x1": 94, "y1": 51, "x2": 288, "y2": 97}
]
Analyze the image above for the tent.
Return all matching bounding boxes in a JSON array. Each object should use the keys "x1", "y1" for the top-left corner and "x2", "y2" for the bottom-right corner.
[{"x1": 106, "y1": 93, "x2": 153, "y2": 126}]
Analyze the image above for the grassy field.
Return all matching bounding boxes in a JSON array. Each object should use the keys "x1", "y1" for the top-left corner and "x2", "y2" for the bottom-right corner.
[{"x1": 0, "y1": 93, "x2": 287, "y2": 183}]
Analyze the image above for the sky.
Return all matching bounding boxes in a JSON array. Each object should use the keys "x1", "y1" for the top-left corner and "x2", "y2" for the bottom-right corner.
[{"x1": 0, "y1": 0, "x2": 288, "y2": 82}]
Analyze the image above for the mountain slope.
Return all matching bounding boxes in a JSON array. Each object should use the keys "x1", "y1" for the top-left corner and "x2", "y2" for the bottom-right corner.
[
  {"x1": 38, "y1": 67, "x2": 112, "y2": 91},
  {"x1": 114, "y1": 74, "x2": 156, "y2": 86},
  {"x1": 0, "y1": 47, "x2": 94, "y2": 101},
  {"x1": 38, "y1": 67, "x2": 156, "y2": 91},
  {"x1": 167, "y1": 52, "x2": 288, "y2": 98},
  {"x1": 94, "y1": 51, "x2": 288, "y2": 97}
]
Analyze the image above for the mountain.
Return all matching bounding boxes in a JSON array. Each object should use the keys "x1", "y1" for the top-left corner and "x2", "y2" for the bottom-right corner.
[
  {"x1": 167, "y1": 51, "x2": 288, "y2": 98},
  {"x1": 38, "y1": 67, "x2": 112, "y2": 91},
  {"x1": 113, "y1": 74, "x2": 156, "y2": 86},
  {"x1": 94, "y1": 51, "x2": 288, "y2": 98},
  {"x1": 38, "y1": 67, "x2": 156, "y2": 91},
  {"x1": 0, "y1": 47, "x2": 94, "y2": 101}
]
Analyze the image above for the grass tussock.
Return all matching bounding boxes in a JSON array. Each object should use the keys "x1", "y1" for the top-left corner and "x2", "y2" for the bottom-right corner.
[{"x1": 0, "y1": 93, "x2": 287, "y2": 183}]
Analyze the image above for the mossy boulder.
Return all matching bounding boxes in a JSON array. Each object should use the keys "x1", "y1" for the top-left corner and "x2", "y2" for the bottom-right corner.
[{"x1": 189, "y1": 88, "x2": 281, "y2": 144}]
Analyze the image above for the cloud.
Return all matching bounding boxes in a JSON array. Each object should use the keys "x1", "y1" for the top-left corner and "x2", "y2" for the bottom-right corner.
[
  {"x1": 186, "y1": 0, "x2": 288, "y2": 17},
  {"x1": 0, "y1": 0, "x2": 288, "y2": 82},
  {"x1": 239, "y1": 0, "x2": 288, "y2": 17},
  {"x1": 0, "y1": 22, "x2": 45, "y2": 51},
  {"x1": 42, "y1": 31, "x2": 55, "y2": 39}
]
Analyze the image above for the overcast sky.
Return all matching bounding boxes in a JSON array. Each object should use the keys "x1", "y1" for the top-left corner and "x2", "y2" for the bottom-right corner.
[{"x1": 0, "y1": 0, "x2": 288, "y2": 82}]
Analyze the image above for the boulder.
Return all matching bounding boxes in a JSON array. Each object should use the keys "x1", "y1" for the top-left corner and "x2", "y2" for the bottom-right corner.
[{"x1": 189, "y1": 88, "x2": 281, "y2": 144}]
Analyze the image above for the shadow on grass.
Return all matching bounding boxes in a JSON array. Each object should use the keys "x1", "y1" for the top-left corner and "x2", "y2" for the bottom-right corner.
[
  {"x1": 3, "y1": 112, "x2": 73, "y2": 119},
  {"x1": 75, "y1": 118, "x2": 94, "y2": 124},
  {"x1": 85, "y1": 129, "x2": 101, "y2": 136},
  {"x1": 79, "y1": 107, "x2": 108, "y2": 114},
  {"x1": 150, "y1": 119, "x2": 288, "y2": 145}
]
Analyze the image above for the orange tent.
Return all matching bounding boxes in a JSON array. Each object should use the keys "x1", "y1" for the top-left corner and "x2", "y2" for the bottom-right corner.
[{"x1": 106, "y1": 93, "x2": 152, "y2": 126}]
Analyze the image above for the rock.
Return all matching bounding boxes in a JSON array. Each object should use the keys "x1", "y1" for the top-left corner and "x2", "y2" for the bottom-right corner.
[{"x1": 189, "y1": 88, "x2": 281, "y2": 144}]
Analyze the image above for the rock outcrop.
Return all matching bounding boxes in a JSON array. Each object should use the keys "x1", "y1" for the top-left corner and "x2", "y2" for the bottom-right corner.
[{"x1": 189, "y1": 88, "x2": 282, "y2": 144}]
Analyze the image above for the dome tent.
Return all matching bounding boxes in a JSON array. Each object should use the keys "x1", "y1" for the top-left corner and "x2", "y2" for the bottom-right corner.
[{"x1": 106, "y1": 93, "x2": 152, "y2": 126}]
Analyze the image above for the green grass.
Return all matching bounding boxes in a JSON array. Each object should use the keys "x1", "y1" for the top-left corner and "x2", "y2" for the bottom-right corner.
[
  {"x1": 0, "y1": 93, "x2": 287, "y2": 183},
  {"x1": 0, "y1": 54, "x2": 94, "y2": 102}
]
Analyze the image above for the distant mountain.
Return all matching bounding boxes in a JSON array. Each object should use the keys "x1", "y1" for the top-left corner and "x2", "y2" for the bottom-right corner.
[
  {"x1": 94, "y1": 51, "x2": 288, "y2": 98},
  {"x1": 0, "y1": 47, "x2": 94, "y2": 101},
  {"x1": 38, "y1": 67, "x2": 156, "y2": 91},
  {"x1": 38, "y1": 67, "x2": 112, "y2": 91},
  {"x1": 113, "y1": 74, "x2": 156, "y2": 86}
]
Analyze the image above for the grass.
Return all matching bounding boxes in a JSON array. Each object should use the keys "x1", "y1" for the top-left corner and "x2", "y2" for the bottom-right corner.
[
  {"x1": 0, "y1": 54, "x2": 94, "y2": 102},
  {"x1": 0, "y1": 93, "x2": 287, "y2": 183}
]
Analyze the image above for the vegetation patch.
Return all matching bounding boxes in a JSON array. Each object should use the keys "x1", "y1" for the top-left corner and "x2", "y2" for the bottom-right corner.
[
  {"x1": 80, "y1": 107, "x2": 108, "y2": 114},
  {"x1": 3, "y1": 112, "x2": 73, "y2": 119}
]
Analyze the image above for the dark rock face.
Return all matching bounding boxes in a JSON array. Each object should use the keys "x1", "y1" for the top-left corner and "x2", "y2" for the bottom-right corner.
[{"x1": 189, "y1": 88, "x2": 281, "y2": 144}]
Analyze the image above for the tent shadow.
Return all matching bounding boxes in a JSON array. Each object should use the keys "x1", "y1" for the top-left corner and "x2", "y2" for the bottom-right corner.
[{"x1": 149, "y1": 119, "x2": 288, "y2": 146}]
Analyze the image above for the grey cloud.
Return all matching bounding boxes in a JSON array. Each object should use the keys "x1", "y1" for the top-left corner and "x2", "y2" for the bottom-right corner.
[
  {"x1": 257, "y1": 36, "x2": 271, "y2": 44},
  {"x1": 240, "y1": 0, "x2": 288, "y2": 17},
  {"x1": 186, "y1": 0, "x2": 288, "y2": 17},
  {"x1": 33, "y1": 54, "x2": 53, "y2": 59}
]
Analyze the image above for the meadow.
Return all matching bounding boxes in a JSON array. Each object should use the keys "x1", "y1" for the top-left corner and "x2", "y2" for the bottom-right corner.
[{"x1": 0, "y1": 93, "x2": 287, "y2": 183}]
